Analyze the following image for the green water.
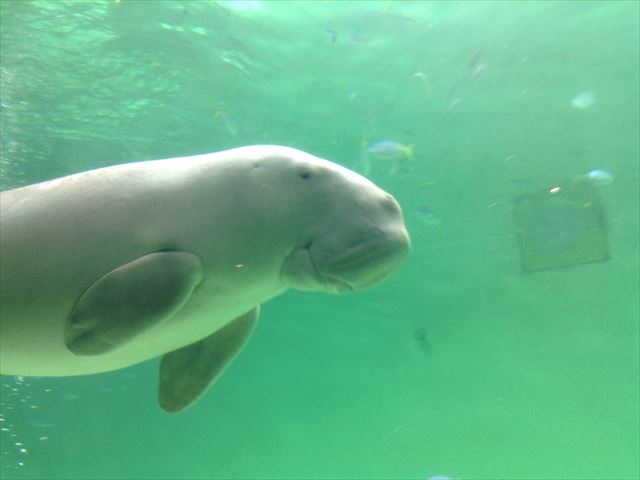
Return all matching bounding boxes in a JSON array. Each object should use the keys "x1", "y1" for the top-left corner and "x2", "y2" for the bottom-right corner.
[{"x1": 0, "y1": 1, "x2": 638, "y2": 479}]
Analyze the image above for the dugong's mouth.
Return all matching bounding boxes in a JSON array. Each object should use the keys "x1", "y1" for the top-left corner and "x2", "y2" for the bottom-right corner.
[
  {"x1": 281, "y1": 230, "x2": 409, "y2": 293},
  {"x1": 311, "y1": 234, "x2": 409, "y2": 292},
  {"x1": 306, "y1": 246, "x2": 353, "y2": 293},
  {"x1": 281, "y1": 245, "x2": 351, "y2": 293}
]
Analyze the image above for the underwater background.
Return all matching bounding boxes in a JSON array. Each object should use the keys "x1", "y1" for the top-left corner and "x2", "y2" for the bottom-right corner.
[{"x1": 1, "y1": 1, "x2": 639, "y2": 479}]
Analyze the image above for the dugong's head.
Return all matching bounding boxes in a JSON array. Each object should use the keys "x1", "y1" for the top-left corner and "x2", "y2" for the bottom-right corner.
[{"x1": 247, "y1": 146, "x2": 411, "y2": 293}]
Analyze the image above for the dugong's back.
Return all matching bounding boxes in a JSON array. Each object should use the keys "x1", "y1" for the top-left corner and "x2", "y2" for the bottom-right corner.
[
  {"x1": 0, "y1": 163, "x2": 176, "y2": 374},
  {"x1": 0, "y1": 154, "x2": 263, "y2": 376}
]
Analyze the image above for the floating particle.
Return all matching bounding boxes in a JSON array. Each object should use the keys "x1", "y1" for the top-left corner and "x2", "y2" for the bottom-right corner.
[
  {"x1": 584, "y1": 168, "x2": 613, "y2": 186},
  {"x1": 570, "y1": 91, "x2": 596, "y2": 109},
  {"x1": 471, "y1": 63, "x2": 487, "y2": 80}
]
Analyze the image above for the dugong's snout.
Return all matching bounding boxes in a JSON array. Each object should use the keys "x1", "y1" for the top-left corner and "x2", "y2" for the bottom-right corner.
[
  {"x1": 314, "y1": 189, "x2": 411, "y2": 292},
  {"x1": 282, "y1": 189, "x2": 411, "y2": 293},
  {"x1": 276, "y1": 153, "x2": 411, "y2": 293}
]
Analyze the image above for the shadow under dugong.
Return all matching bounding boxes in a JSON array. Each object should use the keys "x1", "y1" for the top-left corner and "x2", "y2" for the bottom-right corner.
[{"x1": 0, "y1": 145, "x2": 410, "y2": 412}]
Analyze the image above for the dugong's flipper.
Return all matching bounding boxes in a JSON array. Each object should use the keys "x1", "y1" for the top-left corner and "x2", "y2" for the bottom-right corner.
[
  {"x1": 158, "y1": 306, "x2": 259, "y2": 413},
  {"x1": 65, "y1": 251, "x2": 203, "y2": 356}
]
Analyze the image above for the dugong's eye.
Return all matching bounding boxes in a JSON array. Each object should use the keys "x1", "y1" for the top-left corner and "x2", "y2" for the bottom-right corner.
[
  {"x1": 298, "y1": 169, "x2": 312, "y2": 180},
  {"x1": 381, "y1": 194, "x2": 400, "y2": 213}
]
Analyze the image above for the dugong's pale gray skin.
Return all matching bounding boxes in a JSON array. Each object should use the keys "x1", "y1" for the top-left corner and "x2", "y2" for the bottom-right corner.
[{"x1": 0, "y1": 145, "x2": 410, "y2": 412}]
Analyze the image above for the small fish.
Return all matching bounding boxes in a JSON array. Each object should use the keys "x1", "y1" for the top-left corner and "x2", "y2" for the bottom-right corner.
[
  {"x1": 413, "y1": 326, "x2": 430, "y2": 353},
  {"x1": 61, "y1": 392, "x2": 80, "y2": 401},
  {"x1": 324, "y1": 26, "x2": 337, "y2": 44},
  {"x1": 415, "y1": 205, "x2": 441, "y2": 225},
  {"x1": 214, "y1": 107, "x2": 238, "y2": 136},
  {"x1": 584, "y1": 168, "x2": 613, "y2": 185},
  {"x1": 28, "y1": 420, "x2": 56, "y2": 429},
  {"x1": 367, "y1": 140, "x2": 414, "y2": 161},
  {"x1": 570, "y1": 91, "x2": 596, "y2": 109}
]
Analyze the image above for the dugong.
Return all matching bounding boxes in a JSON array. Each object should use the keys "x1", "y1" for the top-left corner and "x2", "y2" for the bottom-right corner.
[{"x1": 0, "y1": 145, "x2": 410, "y2": 412}]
